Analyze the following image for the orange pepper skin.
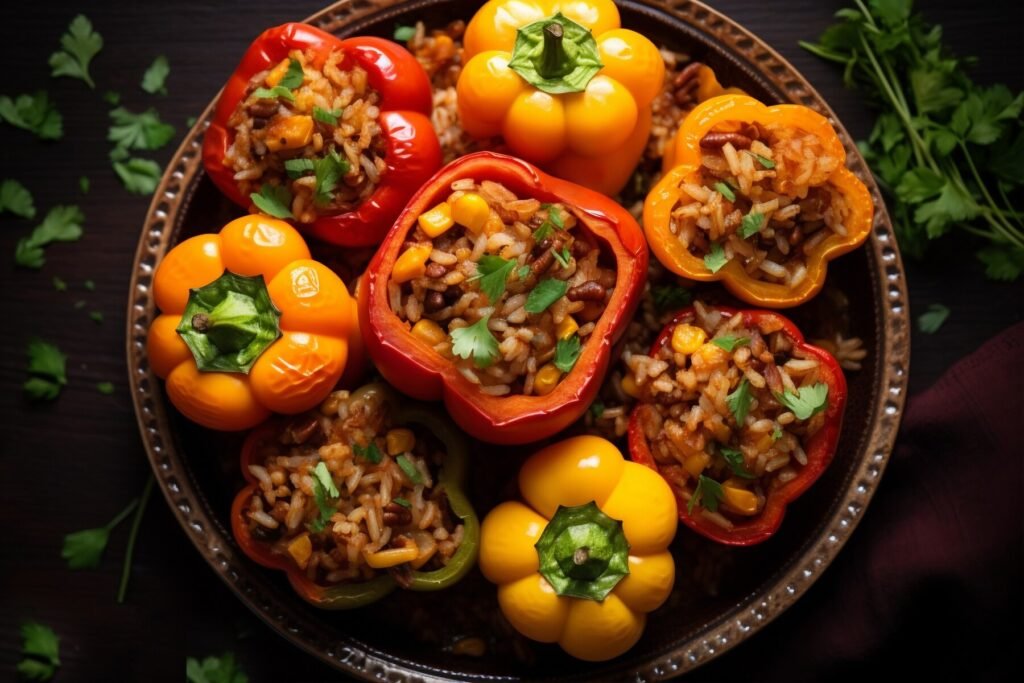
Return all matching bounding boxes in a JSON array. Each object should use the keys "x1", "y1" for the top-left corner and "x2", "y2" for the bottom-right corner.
[
  {"x1": 458, "y1": 0, "x2": 664, "y2": 196},
  {"x1": 644, "y1": 94, "x2": 874, "y2": 308},
  {"x1": 147, "y1": 215, "x2": 352, "y2": 431}
]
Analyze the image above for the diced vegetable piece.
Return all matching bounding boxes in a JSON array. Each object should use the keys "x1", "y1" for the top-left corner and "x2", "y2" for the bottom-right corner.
[
  {"x1": 411, "y1": 319, "x2": 447, "y2": 346},
  {"x1": 392, "y1": 244, "x2": 433, "y2": 283},
  {"x1": 683, "y1": 452, "x2": 710, "y2": 478},
  {"x1": 671, "y1": 324, "x2": 706, "y2": 355},
  {"x1": 287, "y1": 533, "x2": 313, "y2": 568},
  {"x1": 721, "y1": 482, "x2": 758, "y2": 515},
  {"x1": 451, "y1": 192, "x2": 490, "y2": 234},
  {"x1": 418, "y1": 202, "x2": 455, "y2": 237},
  {"x1": 534, "y1": 364, "x2": 561, "y2": 396},
  {"x1": 265, "y1": 58, "x2": 291, "y2": 87},
  {"x1": 264, "y1": 115, "x2": 314, "y2": 152},
  {"x1": 385, "y1": 428, "x2": 415, "y2": 456},
  {"x1": 621, "y1": 373, "x2": 640, "y2": 398}
]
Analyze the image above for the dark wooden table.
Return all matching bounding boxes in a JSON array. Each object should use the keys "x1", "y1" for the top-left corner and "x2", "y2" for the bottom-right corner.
[{"x1": 1, "y1": 1, "x2": 1021, "y2": 681}]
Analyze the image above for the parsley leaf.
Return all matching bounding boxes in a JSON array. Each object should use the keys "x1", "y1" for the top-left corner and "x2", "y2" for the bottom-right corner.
[
  {"x1": 703, "y1": 242, "x2": 728, "y2": 273},
  {"x1": 250, "y1": 184, "x2": 293, "y2": 219},
  {"x1": 776, "y1": 382, "x2": 829, "y2": 420},
  {"x1": 252, "y1": 85, "x2": 295, "y2": 102},
  {"x1": 103, "y1": 90, "x2": 120, "y2": 106},
  {"x1": 738, "y1": 212, "x2": 765, "y2": 239},
  {"x1": 79, "y1": 176, "x2": 90, "y2": 194},
  {"x1": 393, "y1": 25, "x2": 417, "y2": 42},
  {"x1": 451, "y1": 315, "x2": 499, "y2": 368},
  {"x1": 532, "y1": 221, "x2": 554, "y2": 242},
  {"x1": 0, "y1": 91, "x2": 63, "y2": 140},
  {"x1": 53, "y1": 277, "x2": 67, "y2": 291},
  {"x1": 976, "y1": 245, "x2": 1024, "y2": 281},
  {"x1": 0, "y1": 179, "x2": 35, "y2": 218},
  {"x1": 544, "y1": 204, "x2": 565, "y2": 228},
  {"x1": 186, "y1": 653, "x2": 249, "y2": 683},
  {"x1": 141, "y1": 55, "x2": 170, "y2": 95},
  {"x1": 89, "y1": 311, "x2": 104, "y2": 323},
  {"x1": 15, "y1": 205, "x2": 85, "y2": 269},
  {"x1": 553, "y1": 335, "x2": 582, "y2": 373},
  {"x1": 687, "y1": 475, "x2": 724, "y2": 514},
  {"x1": 309, "y1": 462, "x2": 339, "y2": 533},
  {"x1": 711, "y1": 335, "x2": 750, "y2": 352},
  {"x1": 284, "y1": 158, "x2": 315, "y2": 179},
  {"x1": 312, "y1": 106, "x2": 341, "y2": 125},
  {"x1": 113, "y1": 157, "x2": 161, "y2": 195},
  {"x1": 552, "y1": 246, "x2": 571, "y2": 269},
  {"x1": 473, "y1": 255, "x2": 516, "y2": 303},
  {"x1": 97, "y1": 381, "x2": 114, "y2": 395},
  {"x1": 589, "y1": 401, "x2": 606, "y2": 419},
  {"x1": 108, "y1": 107, "x2": 176, "y2": 151},
  {"x1": 48, "y1": 14, "x2": 102, "y2": 88},
  {"x1": 352, "y1": 442, "x2": 382, "y2": 464},
  {"x1": 524, "y1": 278, "x2": 567, "y2": 314},
  {"x1": 917, "y1": 303, "x2": 950, "y2": 333},
  {"x1": 312, "y1": 150, "x2": 349, "y2": 205},
  {"x1": 397, "y1": 454, "x2": 424, "y2": 484},
  {"x1": 771, "y1": 424, "x2": 783, "y2": 441},
  {"x1": 62, "y1": 496, "x2": 138, "y2": 569},
  {"x1": 516, "y1": 265, "x2": 532, "y2": 280},
  {"x1": 720, "y1": 446, "x2": 755, "y2": 479},
  {"x1": 24, "y1": 339, "x2": 67, "y2": 401},
  {"x1": 750, "y1": 152, "x2": 775, "y2": 169},
  {"x1": 392, "y1": 496, "x2": 411, "y2": 508},
  {"x1": 278, "y1": 58, "x2": 304, "y2": 90},
  {"x1": 651, "y1": 284, "x2": 692, "y2": 313},
  {"x1": 725, "y1": 378, "x2": 752, "y2": 424},
  {"x1": 18, "y1": 622, "x2": 60, "y2": 681},
  {"x1": 714, "y1": 181, "x2": 736, "y2": 202}
]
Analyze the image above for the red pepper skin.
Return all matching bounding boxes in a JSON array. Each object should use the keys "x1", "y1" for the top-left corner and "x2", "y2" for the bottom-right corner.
[
  {"x1": 628, "y1": 306, "x2": 847, "y2": 545},
  {"x1": 202, "y1": 23, "x2": 441, "y2": 247},
  {"x1": 360, "y1": 151, "x2": 649, "y2": 445}
]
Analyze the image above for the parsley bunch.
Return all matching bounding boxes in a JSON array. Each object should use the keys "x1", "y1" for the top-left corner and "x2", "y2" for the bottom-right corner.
[{"x1": 801, "y1": 0, "x2": 1024, "y2": 280}]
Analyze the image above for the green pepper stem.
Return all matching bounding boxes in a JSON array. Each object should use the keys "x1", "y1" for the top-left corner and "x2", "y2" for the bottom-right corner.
[
  {"x1": 192, "y1": 290, "x2": 260, "y2": 352},
  {"x1": 573, "y1": 546, "x2": 589, "y2": 566},
  {"x1": 538, "y1": 22, "x2": 571, "y2": 80}
]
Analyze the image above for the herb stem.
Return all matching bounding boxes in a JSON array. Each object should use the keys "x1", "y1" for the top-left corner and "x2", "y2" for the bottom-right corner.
[
  {"x1": 117, "y1": 475, "x2": 154, "y2": 604},
  {"x1": 958, "y1": 142, "x2": 1024, "y2": 246},
  {"x1": 105, "y1": 497, "x2": 140, "y2": 531}
]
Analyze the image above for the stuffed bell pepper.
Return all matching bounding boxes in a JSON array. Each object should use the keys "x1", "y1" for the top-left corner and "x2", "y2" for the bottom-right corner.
[
  {"x1": 480, "y1": 436, "x2": 677, "y2": 661},
  {"x1": 147, "y1": 215, "x2": 357, "y2": 431},
  {"x1": 644, "y1": 94, "x2": 873, "y2": 307},
  {"x1": 626, "y1": 303, "x2": 847, "y2": 545},
  {"x1": 457, "y1": 0, "x2": 664, "y2": 195},
  {"x1": 232, "y1": 383, "x2": 479, "y2": 608},
  {"x1": 203, "y1": 22, "x2": 442, "y2": 246},
  {"x1": 360, "y1": 152, "x2": 648, "y2": 445}
]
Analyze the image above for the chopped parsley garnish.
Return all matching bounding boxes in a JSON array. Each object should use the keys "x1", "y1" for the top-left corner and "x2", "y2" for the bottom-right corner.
[
  {"x1": 917, "y1": 303, "x2": 950, "y2": 333},
  {"x1": 112, "y1": 157, "x2": 161, "y2": 195},
  {"x1": 15, "y1": 205, "x2": 85, "y2": 269},
  {"x1": 312, "y1": 106, "x2": 341, "y2": 125},
  {"x1": 84, "y1": 279, "x2": 96, "y2": 291},
  {"x1": 97, "y1": 381, "x2": 114, "y2": 395},
  {"x1": 524, "y1": 278, "x2": 567, "y2": 314},
  {"x1": 532, "y1": 221, "x2": 554, "y2": 242},
  {"x1": 186, "y1": 653, "x2": 248, "y2": 683},
  {"x1": 396, "y1": 454, "x2": 424, "y2": 484},
  {"x1": 552, "y1": 246, "x2": 571, "y2": 269},
  {"x1": 393, "y1": 25, "x2": 417, "y2": 42},
  {"x1": 771, "y1": 424, "x2": 783, "y2": 441},
  {"x1": 0, "y1": 91, "x2": 63, "y2": 140},
  {"x1": 392, "y1": 496, "x2": 411, "y2": 508},
  {"x1": 141, "y1": 55, "x2": 170, "y2": 95},
  {"x1": 711, "y1": 335, "x2": 750, "y2": 352},
  {"x1": 739, "y1": 212, "x2": 766, "y2": 239},
  {"x1": 252, "y1": 85, "x2": 295, "y2": 102},
  {"x1": 750, "y1": 152, "x2": 775, "y2": 169},
  {"x1": 451, "y1": 316, "x2": 499, "y2": 368},
  {"x1": 703, "y1": 242, "x2": 728, "y2": 273},
  {"x1": 720, "y1": 446, "x2": 755, "y2": 479},
  {"x1": 313, "y1": 150, "x2": 350, "y2": 205},
  {"x1": 0, "y1": 179, "x2": 35, "y2": 218},
  {"x1": 542, "y1": 203, "x2": 565, "y2": 228},
  {"x1": 62, "y1": 497, "x2": 139, "y2": 569},
  {"x1": 108, "y1": 107, "x2": 176, "y2": 151},
  {"x1": 79, "y1": 176, "x2": 90, "y2": 194},
  {"x1": 713, "y1": 181, "x2": 736, "y2": 202},
  {"x1": 250, "y1": 184, "x2": 293, "y2": 219},
  {"x1": 517, "y1": 265, "x2": 532, "y2": 280},
  {"x1": 471, "y1": 255, "x2": 516, "y2": 303},
  {"x1": 89, "y1": 311, "x2": 104, "y2": 323},
  {"x1": 17, "y1": 621, "x2": 60, "y2": 681},
  {"x1": 776, "y1": 383, "x2": 829, "y2": 420},
  {"x1": 49, "y1": 14, "x2": 102, "y2": 89},
  {"x1": 651, "y1": 284, "x2": 692, "y2": 313},
  {"x1": 284, "y1": 158, "x2": 315, "y2": 179},
  {"x1": 352, "y1": 442, "x2": 382, "y2": 464},
  {"x1": 278, "y1": 58, "x2": 304, "y2": 90},
  {"x1": 103, "y1": 91, "x2": 120, "y2": 106},
  {"x1": 52, "y1": 277, "x2": 67, "y2": 291},
  {"x1": 687, "y1": 474, "x2": 724, "y2": 514},
  {"x1": 309, "y1": 462, "x2": 339, "y2": 533},
  {"x1": 725, "y1": 378, "x2": 752, "y2": 424},
  {"x1": 553, "y1": 335, "x2": 582, "y2": 373},
  {"x1": 24, "y1": 339, "x2": 67, "y2": 401},
  {"x1": 589, "y1": 401, "x2": 605, "y2": 419}
]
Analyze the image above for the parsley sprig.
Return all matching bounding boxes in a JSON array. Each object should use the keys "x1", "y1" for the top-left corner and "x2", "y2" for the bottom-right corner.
[
  {"x1": 309, "y1": 462, "x2": 339, "y2": 533},
  {"x1": 687, "y1": 475, "x2": 725, "y2": 514},
  {"x1": 801, "y1": 0, "x2": 1024, "y2": 280},
  {"x1": 49, "y1": 14, "x2": 103, "y2": 89},
  {"x1": 1, "y1": 179, "x2": 36, "y2": 218},
  {"x1": 18, "y1": 622, "x2": 61, "y2": 681},
  {"x1": 62, "y1": 497, "x2": 140, "y2": 569},
  {"x1": 0, "y1": 91, "x2": 63, "y2": 140},
  {"x1": 186, "y1": 652, "x2": 249, "y2": 683},
  {"x1": 451, "y1": 315, "x2": 500, "y2": 368},
  {"x1": 776, "y1": 382, "x2": 830, "y2": 420},
  {"x1": 24, "y1": 339, "x2": 68, "y2": 401}
]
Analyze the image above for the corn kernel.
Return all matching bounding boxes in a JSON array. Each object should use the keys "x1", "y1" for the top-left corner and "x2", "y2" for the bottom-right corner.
[
  {"x1": 621, "y1": 373, "x2": 640, "y2": 398},
  {"x1": 286, "y1": 533, "x2": 313, "y2": 568},
  {"x1": 683, "y1": 452, "x2": 710, "y2": 478},
  {"x1": 363, "y1": 545, "x2": 420, "y2": 569},
  {"x1": 265, "y1": 58, "x2": 291, "y2": 87},
  {"x1": 451, "y1": 193, "x2": 491, "y2": 234},
  {"x1": 392, "y1": 244, "x2": 432, "y2": 283},
  {"x1": 483, "y1": 212, "x2": 504, "y2": 235},
  {"x1": 556, "y1": 316, "x2": 579, "y2": 341},
  {"x1": 693, "y1": 342, "x2": 730, "y2": 369},
  {"x1": 265, "y1": 115, "x2": 314, "y2": 152},
  {"x1": 411, "y1": 319, "x2": 447, "y2": 346},
  {"x1": 418, "y1": 202, "x2": 455, "y2": 237},
  {"x1": 386, "y1": 428, "x2": 416, "y2": 456},
  {"x1": 671, "y1": 324, "x2": 707, "y2": 355},
  {"x1": 722, "y1": 482, "x2": 759, "y2": 515},
  {"x1": 534, "y1": 364, "x2": 562, "y2": 396}
]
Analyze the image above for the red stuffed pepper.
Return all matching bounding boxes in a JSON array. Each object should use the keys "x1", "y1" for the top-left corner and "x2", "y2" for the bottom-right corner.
[
  {"x1": 626, "y1": 304, "x2": 846, "y2": 545},
  {"x1": 360, "y1": 151, "x2": 648, "y2": 445},
  {"x1": 203, "y1": 22, "x2": 442, "y2": 246}
]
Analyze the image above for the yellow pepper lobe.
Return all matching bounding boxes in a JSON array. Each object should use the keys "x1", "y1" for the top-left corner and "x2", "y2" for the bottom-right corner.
[{"x1": 518, "y1": 435, "x2": 626, "y2": 517}]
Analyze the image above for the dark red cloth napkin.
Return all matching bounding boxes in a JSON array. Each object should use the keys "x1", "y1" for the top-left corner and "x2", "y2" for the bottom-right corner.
[{"x1": 694, "y1": 321, "x2": 1024, "y2": 681}]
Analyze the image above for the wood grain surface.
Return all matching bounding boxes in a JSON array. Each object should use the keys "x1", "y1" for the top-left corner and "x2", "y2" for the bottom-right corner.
[{"x1": 0, "y1": 1, "x2": 1021, "y2": 681}]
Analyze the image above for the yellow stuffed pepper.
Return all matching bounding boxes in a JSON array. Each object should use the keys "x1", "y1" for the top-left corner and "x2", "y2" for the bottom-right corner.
[
  {"x1": 479, "y1": 436, "x2": 677, "y2": 661},
  {"x1": 457, "y1": 0, "x2": 664, "y2": 196}
]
